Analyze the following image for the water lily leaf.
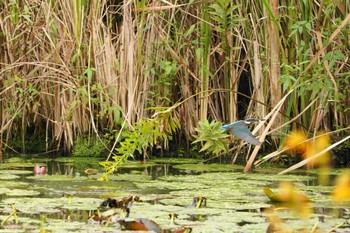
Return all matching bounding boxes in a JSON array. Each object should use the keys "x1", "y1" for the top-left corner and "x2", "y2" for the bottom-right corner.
[
  {"x1": 0, "y1": 181, "x2": 29, "y2": 189},
  {"x1": 26, "y1": 175, "x2": 88, "y2": 181},
  {"x1": 44, "y1": 219, "x2": 117, "y2": 232},
  {"x1": 0, "y1": 163, "x2": 36, "y2": 169},
  {"x1": 172, "y1": 163, "x2": 242, "y2": 172},
  {"x1": 0, "y1": 174, "x2": 20, "y2": 180},
  {"x1": 118, "y1": 161, "x2": 157, "y2": 168},
  {"x1": 54, "y1": 157, "x2": 103, "y2": 163},
  {"x1": 4, "y1": 157, "x2": 27, "y2": 163},
  {"x1": 0, "y1": 170, "x2": 33, "y2": 175},
  {"x1": 0, "y1": 187, "x2": 11, "y2": 194},
  {"x1": 61, "y1": 197, "x2": 100, "y2": 210},
  {"x1": 5, "y1": 189, "x2": 40, "y2": 197},
  {"x1": 151, "y1": 158, "x2": 202, "y2": 164}
]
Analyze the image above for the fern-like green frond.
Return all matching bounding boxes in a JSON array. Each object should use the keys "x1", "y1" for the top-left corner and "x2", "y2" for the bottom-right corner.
[{"x1": 193, "y1": 120, "x2": 230, "y2": 156}]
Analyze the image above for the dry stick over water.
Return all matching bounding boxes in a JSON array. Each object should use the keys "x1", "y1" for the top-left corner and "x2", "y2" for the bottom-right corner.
[
  {"x1": 244, "y1": 90, "x2": 292, "y2": 172},
  {"x1": 253, "y1": 98, "x2": 318, "y2": 166},
  {"x1": 244, "y1": 13, "x2": 350, "y2": 173},
  {"x1": 279, "y1": 134, "x2": 350, "y2": 175}
]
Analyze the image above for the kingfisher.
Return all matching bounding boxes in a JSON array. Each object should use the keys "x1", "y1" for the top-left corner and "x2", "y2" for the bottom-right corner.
[{"x1": 220, "y1": 118, "x2": 264, "y2": 145}]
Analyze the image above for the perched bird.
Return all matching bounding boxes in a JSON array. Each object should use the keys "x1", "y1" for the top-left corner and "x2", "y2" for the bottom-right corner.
[{"x1": 220, "y1": 118, "x2": 263, "y2": 145}]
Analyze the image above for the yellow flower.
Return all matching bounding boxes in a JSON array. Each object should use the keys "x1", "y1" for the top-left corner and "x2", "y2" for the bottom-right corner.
[
  {"x1": 284, "y1": 130, "x2": 308, "y2": 153},
  {"x1": 304, "y1": 133, "x2": 331, "y2": 167},
  {"x1": 332, "y1": 172, "x2": 350, "y2": 202}
]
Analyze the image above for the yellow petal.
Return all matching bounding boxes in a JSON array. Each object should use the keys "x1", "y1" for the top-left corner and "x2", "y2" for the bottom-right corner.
[
  {"x1": 285, "y1": 130, "x2": 308, "y2": 152},
  {"x1": 332, "y1": 172, "x2": 350, "y2": 202}
]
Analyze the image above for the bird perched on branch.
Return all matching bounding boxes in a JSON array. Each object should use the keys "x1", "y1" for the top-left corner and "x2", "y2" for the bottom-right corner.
[{"x1": 220, "y1": 118, "x2": 264, "y2": 145}]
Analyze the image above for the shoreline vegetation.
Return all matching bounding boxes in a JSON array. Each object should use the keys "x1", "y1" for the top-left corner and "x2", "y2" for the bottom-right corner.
[{"x1": 0, "y1": 1, "x2": 349, "y2": 172}]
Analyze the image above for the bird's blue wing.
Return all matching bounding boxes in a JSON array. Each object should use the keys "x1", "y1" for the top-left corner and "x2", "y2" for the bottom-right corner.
[
  {"x1": 228, "y1": 121, "x2": 261, "y2": 145},
  {"x1": 220, "y1": 122, "x2": 236, "y2": 130}
]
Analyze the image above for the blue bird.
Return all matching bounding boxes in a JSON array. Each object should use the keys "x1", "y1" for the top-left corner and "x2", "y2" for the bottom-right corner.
[{"x1": 220, "y1": 118, "x2": 263, "y2": 145}]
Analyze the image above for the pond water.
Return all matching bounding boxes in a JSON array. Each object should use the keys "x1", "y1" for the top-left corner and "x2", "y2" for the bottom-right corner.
[{"x1": 0, "y1": 156, "x2": 349, "y2": 232}]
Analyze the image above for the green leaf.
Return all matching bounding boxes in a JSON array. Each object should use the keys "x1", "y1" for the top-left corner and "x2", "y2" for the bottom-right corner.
[
  {"x1": 184, "y1": 24, "x2": 196, "y2": 37},
  {"x1": 193, "y1": 120, "x2": 229, "y2": 155}
]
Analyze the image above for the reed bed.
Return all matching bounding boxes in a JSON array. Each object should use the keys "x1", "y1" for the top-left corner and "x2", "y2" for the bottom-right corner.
[{"x1": 0, "y1": 1, "x2": 349, "y2": 167}]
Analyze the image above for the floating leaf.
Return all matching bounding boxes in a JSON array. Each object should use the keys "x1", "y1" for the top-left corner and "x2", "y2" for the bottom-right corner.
[
  {"x1": 263, "y1": 182, "x2": 312, "y2": 219},
  {"x1": 5, "y1": 189, "x2": 40, "y2": 197}
]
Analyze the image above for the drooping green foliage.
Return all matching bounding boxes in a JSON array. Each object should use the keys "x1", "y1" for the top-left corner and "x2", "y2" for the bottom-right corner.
[
  {"x1": 99, "y1": 107, "x2": 181, "y2": 180},
  {"x1": 193, "y1": 120, "x2": 229, "y2": 156}
]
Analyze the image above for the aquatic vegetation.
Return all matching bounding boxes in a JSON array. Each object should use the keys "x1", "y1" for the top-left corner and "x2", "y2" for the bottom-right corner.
[
  {"x1": 0, "y1": 163, "x2": 35, "y2": 169},
  {"x1": 118, "y1": 218, "x2": 162, "y2": 232},
  {"x1": 54, "y1": 157, "x2": 103, "y2": 163},
  {"x1": 0, "y1": 170, "x2": 33, "y2": 175},
  {"x1": 1, "y1": 204, "x2": 18, "y2": 226},
  {"x1": 0, "y1": 174, "x2": 20, "y2": 180},
  {"x1": 94, "y1": 173, "x2": 152, "y2": 184},
  {"x1": 189, "y1": 196, "x2": 207, "y2": 208},
  {"x1": 26, "y1": 175, "x2": 88, "y2": 181},
  {"x1": 263, "y1": 182, "x2": 312, "y2": 219},
  {"x1": 151, "y1": 158, "x2": 202, "y2": 164},
  {"x1": 259, "y1": 130, "x2": 350, "y2": 231},
  {"x1": 4, "y1": 189, "x2": 40, "y2": 197},
  {"x1": 0, "y1": 158, "x2": 348, "y2": 232},
  {"x1": 172, "y1": 163, "x2": 241, "y2": 172},
  {"x1": 84, "y1": 168, "x2": 99, "y2": 175},
  {"x1": 263, "y1": 184, "x2": 309, "y2": 203},
  {"x1": 117, "y1": 161, "x2": 157, "y2": 168}
]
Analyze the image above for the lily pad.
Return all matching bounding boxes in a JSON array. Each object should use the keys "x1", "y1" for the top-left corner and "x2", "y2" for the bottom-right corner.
[
  {"x1": 0, "y1": 181, "x2": 30, "y2": 189},
  {"x1": 54, "y1": 157, "x2": 103, "y2": 163},
  {"x1": 44, "y1": 219, "x2": 117, "y2": 232},
  {"x1": 0, "y1": 163, "x2": 36, "y2": 169},
  {"x1": 0, "y1": 156, "x2": 347, "y2": 233},
  {"x1": 0, "y1": 170, "x2": 33, "y2": 175},
  {"x1": 94, "y1": 173, "x2": 153, "y2": 183},
  {"x1": 2, "y1": 197, "x2": 63, "y2": 215},
  {"x1": 5, "y1": 189, "x2": 40, "y2": 197},
  {"x1": 4, "y1": 157, "x2": 27, "y2": 163},
  {"x1": 172, "y1": 163, "x2": 242, "y2": 172},
  {"x1": 0, "y1": 187, "x2": 11, "y2": 195},
  {"x1": 151, "y1": 158, "x2": 203, "y2": 164},
  {"x1": 61, "y1": 197, "x2": 101, "y2": 211},
  {"x1": 26, "y1": 175, "x2": 88, "y2": 181},
  {"x1": 118, "y1": 161, "x2": 157, "y2": 168},
  {"x1": 0, "y1": 173, "x2": 20, "y2": 180}
]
